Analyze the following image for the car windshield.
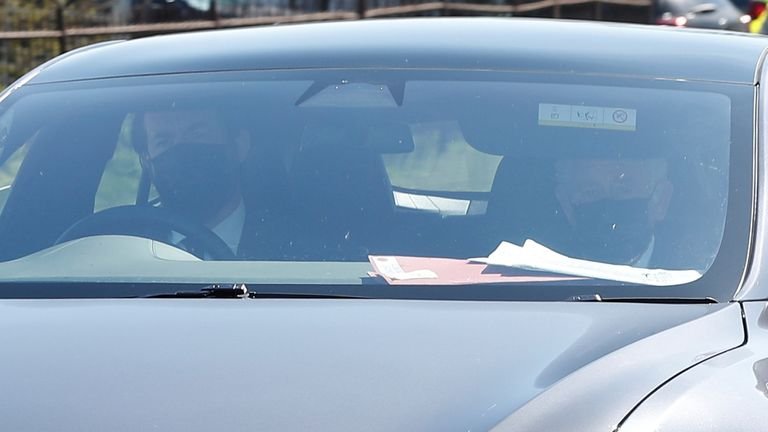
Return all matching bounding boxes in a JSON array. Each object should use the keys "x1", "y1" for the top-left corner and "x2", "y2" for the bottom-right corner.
[{"x1": 0, "y1": 69, "x2": 752, "y2": 300}]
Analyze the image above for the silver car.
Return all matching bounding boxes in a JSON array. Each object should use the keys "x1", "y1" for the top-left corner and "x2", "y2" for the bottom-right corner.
[{"x1": 0, "y1": 18, "x2": 766, "y2": 431}]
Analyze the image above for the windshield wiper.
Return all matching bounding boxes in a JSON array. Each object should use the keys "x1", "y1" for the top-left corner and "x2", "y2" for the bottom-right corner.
[
  {"x1": 567, "y1": 294, "x2": 718, "y2": 304},
  {"x1": 141, "y1": 284, "x2": 249, "y2": 299},
  {"x1": 140, "y1": 283, "x2": 369, "y2": 300}
]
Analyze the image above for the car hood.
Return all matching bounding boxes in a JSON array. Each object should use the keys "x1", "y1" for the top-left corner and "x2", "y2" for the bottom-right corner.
[{"x1": 0, "y1": 299, "x2": 743, "y2": 432}]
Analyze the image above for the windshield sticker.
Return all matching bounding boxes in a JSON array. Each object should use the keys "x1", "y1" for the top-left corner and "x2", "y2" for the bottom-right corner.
[{"x1": 538, "y1": 103, "x2": 637, "y2": 131}]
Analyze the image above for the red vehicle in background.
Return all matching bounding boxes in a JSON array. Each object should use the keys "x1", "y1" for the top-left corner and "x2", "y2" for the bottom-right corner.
[{"x1": 749, "y1": 0, "x2": 768, "y2": 32}]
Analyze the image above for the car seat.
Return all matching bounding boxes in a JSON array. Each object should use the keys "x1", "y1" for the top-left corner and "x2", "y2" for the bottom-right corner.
[
  {"x1": 279, "y1": 122, "x2": 396, "y2": 261},
  {"x1": 485, "y1": 156, "x2": 574, "y2": 256}
]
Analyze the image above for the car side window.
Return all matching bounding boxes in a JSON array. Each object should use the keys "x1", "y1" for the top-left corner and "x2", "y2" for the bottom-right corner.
[
  {"x1": 94, "y1": 114, "x2": 143, "y2": 211},
  {"x1": 382, "y1": 120, "x2": 501, "y2": 216},
  {"x1": 0, "y1": 141, "x2": 30, "y2": 214}
]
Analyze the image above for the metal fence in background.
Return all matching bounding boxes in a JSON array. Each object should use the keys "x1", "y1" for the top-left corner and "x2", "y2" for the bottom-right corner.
[{"x1": 0, "y1": 0, "x2": 653, "y2": 88}]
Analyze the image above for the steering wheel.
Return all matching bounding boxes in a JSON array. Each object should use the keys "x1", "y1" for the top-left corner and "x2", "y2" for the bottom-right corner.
[{"x1": 55, "y1": 205, "x2": 236, "y2": 260}]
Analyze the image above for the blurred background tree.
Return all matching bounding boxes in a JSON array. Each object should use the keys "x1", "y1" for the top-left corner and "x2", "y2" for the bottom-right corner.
[{"x1": 0, "y1": 0, "x2": 117, "y2": 89}]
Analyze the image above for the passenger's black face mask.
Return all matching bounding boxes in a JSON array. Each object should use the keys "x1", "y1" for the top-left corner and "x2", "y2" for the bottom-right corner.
[
  {"x1": 570, "y1": 198, "x2": 653, "y2": 265},
  {"x1": 148, "y1": 142, "x2": 240, "y2": 224}
]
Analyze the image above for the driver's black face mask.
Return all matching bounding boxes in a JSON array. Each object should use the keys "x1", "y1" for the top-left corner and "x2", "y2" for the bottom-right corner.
[
  {"x1": 148, "y1": 142, "x2": 240, "y2": 224},
  {"x1": 570, "y1": 198, "x2": 653, "y2": 265}
]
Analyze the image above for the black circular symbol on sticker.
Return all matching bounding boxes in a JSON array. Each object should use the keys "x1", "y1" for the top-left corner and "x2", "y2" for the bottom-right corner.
[{"x1": 612, "y1": 110, "x2": 628, "y2": 123}]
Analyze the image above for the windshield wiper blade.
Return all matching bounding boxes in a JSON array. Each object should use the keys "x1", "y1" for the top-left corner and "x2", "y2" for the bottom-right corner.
[
  {"x1": 140, "y1": 283, "x2": 370, "y2": 300},
  {"x1": 567, "y1": 294, "x2": 718, "y2": 304},
  {"x1": 143, "y1": 283, "x2": 249, "y2": 299}
]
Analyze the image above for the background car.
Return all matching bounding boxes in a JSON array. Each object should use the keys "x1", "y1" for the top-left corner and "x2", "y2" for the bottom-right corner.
[
  {"x1": 130, "y1": 0, "x2": 212, "y2": 22},
  {"x1": 747, "y1": 0, "x2": 768, "y2": 31},
  {"x1": 655, "y1": 0, "x2": 751, "y2": 30},
  {"x1": 0, "y1": 18, "x2": 767, "y2": 431}
]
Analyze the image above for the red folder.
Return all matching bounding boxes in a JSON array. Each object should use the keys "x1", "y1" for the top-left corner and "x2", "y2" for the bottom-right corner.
[{"x1": 368, "y1": 255, "x2": 581, "y2": 285}]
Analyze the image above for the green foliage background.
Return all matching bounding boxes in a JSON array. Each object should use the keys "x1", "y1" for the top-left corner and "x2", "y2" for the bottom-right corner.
[{"x1": 1, "y1": 0, "x2": 123, "y2": 89}]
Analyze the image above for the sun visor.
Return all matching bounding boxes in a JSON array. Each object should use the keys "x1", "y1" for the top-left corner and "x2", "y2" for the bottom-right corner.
[
  {"x1": 460, "y1": 96, "x2": 729, "y2": 160},
  {"x1": 459, "y1": 113, "x2": 524, "y2": 156}
]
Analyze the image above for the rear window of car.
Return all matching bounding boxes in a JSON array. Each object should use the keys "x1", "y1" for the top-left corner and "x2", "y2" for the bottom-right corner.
[{"x1": 0, "y1": 69, "x2": 753, "y2": 300}]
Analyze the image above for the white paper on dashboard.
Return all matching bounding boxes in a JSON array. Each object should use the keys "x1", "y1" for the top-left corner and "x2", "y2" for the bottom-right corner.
[
  {"x1": 369, "y1": 256, "x2": 438, "y2": 281},
  {"x1": 470, "y1": 239, "x2": 702, "y2": 286}
]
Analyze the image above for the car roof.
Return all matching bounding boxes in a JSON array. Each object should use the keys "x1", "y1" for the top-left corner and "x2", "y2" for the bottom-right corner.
[{"x1": 26, "y1": 18, "x2": 768, "y2": 85}]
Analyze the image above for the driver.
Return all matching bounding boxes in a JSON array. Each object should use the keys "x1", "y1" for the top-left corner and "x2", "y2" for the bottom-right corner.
[
  {"x1": 134, "y1": 109, "x2": 251, "y2": 255},
  {"x1": 553, "y1": 157, "x2": 674, "y2": 267}
]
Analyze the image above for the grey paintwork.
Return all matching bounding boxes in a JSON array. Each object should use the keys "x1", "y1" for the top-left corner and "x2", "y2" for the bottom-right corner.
[
  {"x1": 734, "y1": 51, "x2": 765, "y2": 301},
  {"x1": 620, "y1": 301, "x2": 768, "y2": 431},
  {"x1": 0, "y1": 19, "x2": 765, "y2": 432},
  {"x1": 488, "y1": 302, "x2": 743, "y2": 431},
  {"x1": 0, "y1": 299, "x2": 743, "y2": 432},
  {"x1": 17, "y1": 19, "x2": 768, "y2": 86}
]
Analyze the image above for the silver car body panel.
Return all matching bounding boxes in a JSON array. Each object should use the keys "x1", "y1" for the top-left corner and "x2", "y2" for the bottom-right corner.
[
  {"x1": 620, "y1": 301, "x2": 768, "y2": 431},
  {"x1": 736, "y1": 48, "x2": 768, "y2": 301},
  {"x1": 24, "y1": 19, "x2": 768, "y2": 85},
  {"x1": 0, "y1": 299, "x2": 743, "y2": 432}
]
